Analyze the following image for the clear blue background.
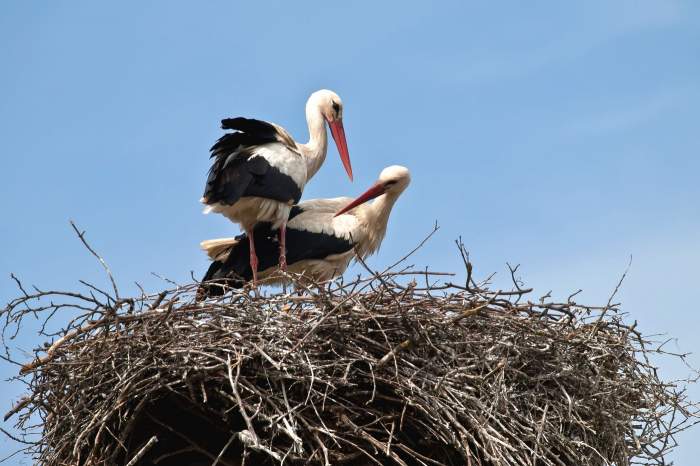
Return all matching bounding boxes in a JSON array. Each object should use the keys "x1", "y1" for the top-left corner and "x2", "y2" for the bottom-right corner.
[{"x1": 1, "y1": 1, "x2": 698, "y2": 463}]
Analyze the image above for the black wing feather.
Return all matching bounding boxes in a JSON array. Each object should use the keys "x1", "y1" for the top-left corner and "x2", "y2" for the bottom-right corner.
[
  {"x1": 284, "y1": 228, "x2": 353, "y2": 264},
  {"x1": 203, "y1": 149, "x2": 256, "y2": 206},
  {"x1": 203, "y1": 117, "x2": 301, "y2": 206},
  {"x1": 221, "y1": 117, "x2": 280, "y2": 137},
  {"x1": 198, "y1": 258, "x2": 247, "y2": 298},
  {"x1": 288, "y1": 205, "x2": 306, "y2": 221},
  {"x1": 198, "y1": 222, "x2": 353, "y2": 296},
  {"x1": 245, "y1": 156, "x2": 270, "y2": 176}
]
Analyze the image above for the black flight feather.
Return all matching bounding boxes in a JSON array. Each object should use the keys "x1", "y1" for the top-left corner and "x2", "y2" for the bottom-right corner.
[
  {"x1": 198, "y1": 222, "x2": 354, "y2": 297},
  {"x1": 203, "y1": 117, "x2": 301, "y2": 206}
]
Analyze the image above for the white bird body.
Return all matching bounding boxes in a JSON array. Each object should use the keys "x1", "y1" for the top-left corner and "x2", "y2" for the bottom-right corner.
[
  {"x1": 199, "y1": 166, "x2": 411, "y2": 294},
  {"x1": 201, "y1": 197, "x2": 354, "y2": 284},
  {"x1": 200, "y1": 90, "x2": 353, "y2": 280},
  {"x1": 205, "y1": 193, "x2": 293, "y2": 231}
]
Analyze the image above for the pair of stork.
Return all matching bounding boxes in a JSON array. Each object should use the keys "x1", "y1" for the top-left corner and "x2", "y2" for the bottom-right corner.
[{"x1": 198, "y1": 90, "x2": 410, "y2": 296}]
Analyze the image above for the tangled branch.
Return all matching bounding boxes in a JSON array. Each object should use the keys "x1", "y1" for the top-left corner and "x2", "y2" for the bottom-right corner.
[{"x1": 1, "y1": 238, "x2": 698, "y2": 465}]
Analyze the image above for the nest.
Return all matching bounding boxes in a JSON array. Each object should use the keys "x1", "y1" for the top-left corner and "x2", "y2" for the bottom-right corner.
[{"x1": 2, "y1": 246, "x2": 699, "y2": 466}]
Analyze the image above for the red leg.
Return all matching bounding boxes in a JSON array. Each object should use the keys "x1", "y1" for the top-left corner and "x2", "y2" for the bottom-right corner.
[
  {"x1": 279, "y1": 223, "x2": 287, "y2": 272},
  {"x1": 248, "y1": 228, "x2": 259, "y2": 284}
]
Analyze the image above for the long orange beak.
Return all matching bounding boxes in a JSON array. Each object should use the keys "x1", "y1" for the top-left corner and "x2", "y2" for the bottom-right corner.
[
  {"x1": 334, "y1": 182, "x2": 386, "y2": 217},
  {"x1": 329, "y1": 119, "x2": 353, "y2": 181}
]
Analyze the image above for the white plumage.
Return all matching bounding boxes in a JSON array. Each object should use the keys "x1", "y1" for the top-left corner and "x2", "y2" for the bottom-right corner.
[
  {"x1": 200, "y1": 90, "x2": 353, "y2": 282},
  {"x1": 199, "y1": 166, "x2": 411, "y2": 294}
]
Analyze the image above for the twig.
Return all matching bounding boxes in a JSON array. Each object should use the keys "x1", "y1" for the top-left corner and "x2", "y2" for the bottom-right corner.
[
  {"x1": 125, "y1": 436, "x2": 158, "y2": 466},
  {"x1": 2, "y1": 245, "x2": 697, "y2": 466},
  {"x1": 69, "y1": 220, "x2": 120, "y2": 301}
]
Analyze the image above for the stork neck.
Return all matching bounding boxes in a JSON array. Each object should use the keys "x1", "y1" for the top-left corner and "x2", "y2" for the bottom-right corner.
[
  {"x1": 357, "y1": 193, "x2": 400, "y2": 257},
  {"x1": 367, "y1": 193, "x2": 399, "y2": 226},
  {"x1": 301, "y1": 105, "x2": 329, "y2": 180}
]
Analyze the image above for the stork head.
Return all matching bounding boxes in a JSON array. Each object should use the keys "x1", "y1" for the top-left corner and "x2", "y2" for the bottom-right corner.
[
  {"x1": 308, "y1": 89, "x2": 353, "y2": 181},
  {"x1": 334, "y1": 165, "x2": 411, "y2": 217}
]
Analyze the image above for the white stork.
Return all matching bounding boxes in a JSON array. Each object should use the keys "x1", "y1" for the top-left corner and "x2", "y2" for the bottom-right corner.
[
  {"x1": 200, "y1": 89, "x2": 353, "y2": 283},
  {"x1": 198, "y1": 165, "x2": 411, "y2": 296}
]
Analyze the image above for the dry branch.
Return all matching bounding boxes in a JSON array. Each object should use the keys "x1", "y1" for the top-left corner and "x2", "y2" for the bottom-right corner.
[{"x1": 1, "y1": 248, "x2": 699, "y2": 465}]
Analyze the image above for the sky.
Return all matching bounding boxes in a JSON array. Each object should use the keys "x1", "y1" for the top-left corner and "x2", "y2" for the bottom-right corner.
[{"x1": 1, "y1": 0, "x2": 699, "y2": 463}]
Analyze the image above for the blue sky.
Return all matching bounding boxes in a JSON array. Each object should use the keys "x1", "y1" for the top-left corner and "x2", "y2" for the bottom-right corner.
[{"x1": 1, "y1": 1, "x2": 699, "y2": 463}]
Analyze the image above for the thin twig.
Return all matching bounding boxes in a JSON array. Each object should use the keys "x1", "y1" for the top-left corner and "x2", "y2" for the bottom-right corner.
[{"x1": 69, "y1": 220, "x2": 120, "y2": 301}]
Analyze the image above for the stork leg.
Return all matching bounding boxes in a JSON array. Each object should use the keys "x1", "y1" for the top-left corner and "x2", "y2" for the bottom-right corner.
[
  {"x1": 278, "y1": 222, "x2": 288, "y2": 272},
  {"x1": 247, "y1": 228, "x2": 259, "y2": 285}
]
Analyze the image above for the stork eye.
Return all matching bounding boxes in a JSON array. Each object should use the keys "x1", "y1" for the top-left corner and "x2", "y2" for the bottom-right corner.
[
  {"x1": 385, "y1": 180, "x2": 397, "y2": 187},
  {"x1": 331, "y1": 101, "x2": 340, "y2": 113}
]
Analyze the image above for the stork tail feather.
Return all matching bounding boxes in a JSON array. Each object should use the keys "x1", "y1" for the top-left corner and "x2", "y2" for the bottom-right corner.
[{"x1": 200, "y1": 237, "x2": 239, "y2": 261}]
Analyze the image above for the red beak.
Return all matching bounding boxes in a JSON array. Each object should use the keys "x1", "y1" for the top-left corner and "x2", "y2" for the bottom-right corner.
[
  {"x1": 334, "y1": 182, "x2": 386, "y2": 217},
  {"x1": 329, "y1": 119, "x2": 353, "y2": 181}
]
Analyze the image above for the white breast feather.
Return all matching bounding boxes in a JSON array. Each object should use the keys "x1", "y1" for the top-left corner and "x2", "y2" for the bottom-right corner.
[
  {"x1": 250, "y1": 144, "x2": 307, "y2": 188},
  {"x1": 207, "y1": 197, "x2": 291, "y2": 230}
]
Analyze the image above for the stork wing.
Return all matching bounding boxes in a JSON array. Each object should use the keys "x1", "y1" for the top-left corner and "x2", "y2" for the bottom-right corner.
[
  {"x1": 284, "y1": 224, "x2": 355, "y2": 264},
  {"x1": 282, "y1": 208, "x2": 358, "y2": 263},
  {"x1": 293, "y1": 197, "x2": 354, "y2": 215},
  {"x1": 201, "y1": 206, "x2": 357, "y2": 290},
  {"x1": 203, "y1": 118, "x2": 303, "y2": 206},
  {"x1": 220, "y1": 117, "x2": 297, "y2": 150}
]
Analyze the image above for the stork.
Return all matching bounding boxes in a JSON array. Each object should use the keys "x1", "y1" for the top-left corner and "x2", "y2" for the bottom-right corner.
[
  {"x1": 198, "y1": 166, "x2": 411, "y2": 296},
  {"x1": 200, "y1": 89, "x2": 353, "y2": 283}
]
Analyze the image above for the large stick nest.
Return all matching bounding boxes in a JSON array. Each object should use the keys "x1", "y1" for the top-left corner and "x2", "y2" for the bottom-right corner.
[{"x1": 2, "y1": 247, "x2": 698, "y2": 465}]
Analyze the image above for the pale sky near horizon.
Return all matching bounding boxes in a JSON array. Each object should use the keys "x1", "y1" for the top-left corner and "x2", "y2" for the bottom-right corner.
[{"x1": 2, "y1": 1, "x2": 699, "y2": 463}]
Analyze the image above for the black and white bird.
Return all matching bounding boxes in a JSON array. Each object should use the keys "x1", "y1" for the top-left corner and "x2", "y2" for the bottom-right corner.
[
  {"x1": 200, "y1": 89, "x2": 353, "y2": 283},
  {"x1": 198, "y1": 165, "x2": 411, "y2": 296}
]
